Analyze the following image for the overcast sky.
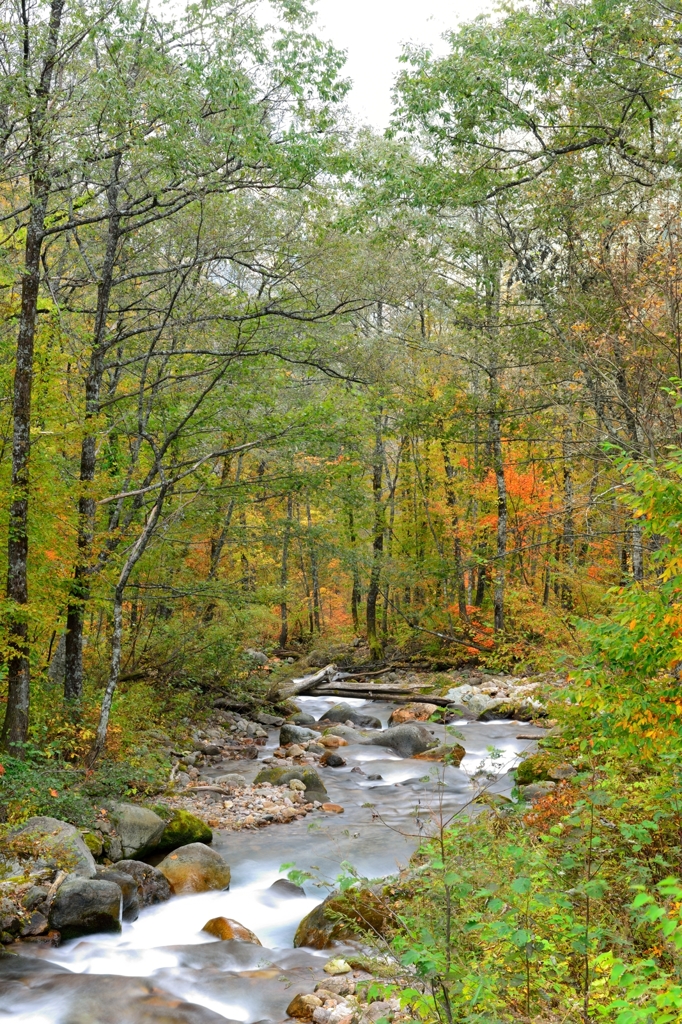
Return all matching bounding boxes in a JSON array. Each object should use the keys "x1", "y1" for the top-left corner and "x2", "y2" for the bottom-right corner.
[{"x1": 312, "y1": 0, "x2": 493, "y2": 128}]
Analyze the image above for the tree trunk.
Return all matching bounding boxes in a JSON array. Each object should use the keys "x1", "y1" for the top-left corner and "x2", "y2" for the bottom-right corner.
[
  {"x1": 366, "y1": 415, "x2": 384, "y2": 660},
  {"x1": 306, "y1": 499, "x2": 321, "y2": 632},
  {"x1": 490, "y1": 412, "x2": 507, "y2": 632},
  {"x1": 441, "y1": 441, "x2": 469, "y2": 622},
  {"x1": 560, "y1": 426, "x2": 575, "y2": 610},
  {"x1": 1, "y1": 0, "x2": 65, "y2": 754},
  {"x1": 88, "y1": 488, "x2": 167, "y2": 766},
  {"x1": 64, "y1": 157, "x2": 122, "y2": 702},
  {"x1": 348, "y1": 507, "x2": 361, "y2": 632},
  {"x1": 278, "y1": 493, "x2": 293, "y2": 648}
]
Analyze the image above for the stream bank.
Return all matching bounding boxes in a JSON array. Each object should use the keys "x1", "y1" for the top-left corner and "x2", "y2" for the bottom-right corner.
[{"x1": 0, "y1": 673, "x2": 552, "y2": 1024}]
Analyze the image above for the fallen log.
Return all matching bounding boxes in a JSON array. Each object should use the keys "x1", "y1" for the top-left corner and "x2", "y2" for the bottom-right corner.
[
  {"x1": 266, "y1": 664, "x2": 338, "y2": 702},
  {"x1": 309, "y1": 688, "x2": 457, "y2": 708}
]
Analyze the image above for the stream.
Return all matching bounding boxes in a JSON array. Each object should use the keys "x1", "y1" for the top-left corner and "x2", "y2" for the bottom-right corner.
[{"x1": 0, "y1": 695, "x2": 545, "y2": 1024}]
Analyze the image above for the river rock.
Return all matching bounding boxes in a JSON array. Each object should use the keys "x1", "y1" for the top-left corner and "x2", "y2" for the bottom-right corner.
[
  {"x1": 153, "y1": 806, "x2": 213, "y2": 850},
  {"x1": 324, "y1": 724, "x2": 364, "y2": 742},
  {"x1": 95, "y1": 867, "x2": 139, "y2": 920},
  {"x1": 294, "y1": 888, "x2": 390, "y2": 948},
  {"x1": 0, "y1": 898, "x2": 22, "y2": 937},
  {"x1": 319, "y1": 704, "x2": 381, "y2": 729},
  {"x1": 48, "y1": 877, "x2": 122, "y2": 939},
  {"x1": 268, "y1": 878, "x2": 306, "y2": 897},
  {"x1": 321, "y1": 803, "x2": 344, "y2": 814},
  {"x1": 315, "y1": 977, "x2": 356, "y2": 996},
  {"x1": 287, "y1": 744, "x2": 306, "y2": 757},
  {"x1": 287, "y1": 993, "x2": 323, "y2": 1020},
  {"x1": 254, "y1": 765, "x2": 328, "y2": 803},
  {"x1": 389, "y1": 703, "x2": 438, "y2": 725},
  {"x1": 280, "y1": 723, "x2": 320, "y2": 746},
  {"x1": 361, "y1": 723, "x2": 436, "y2": 757},
  {"x1": 323, "y1": 958, "x2": 352, "y2": 975},
  {"x1": 318, "y1": 735, "x2": 348, "y2": 748},
  {"x1": 413, "y1": 743, "x2": 465, "y2": 766},
  {"x1": 289, "y1": 712, "x2": 318, "y2": 726},
  {"x1": 22, "y1": 886, "x2": 48, "y2": 911},
  {"x1": 157, "y1": 843, "x2": 231, "y2": 894},
  {"x1": 254, "y1": 712, "x2": 284, "y2": 726},
  {"x1": 202, "y1": 916, "x2": 261, "y2": 943},
  {"x1": 214, "y1": 773, "x2": 247, "y2": 789},
  {"x1": 108, "y1": 803, "x2": 166, "y2": 859},
  {"x1": 8, "y1": 816, "x2": 96, "y2": 878},
  {"x1": 319, "y1": 751, "x2": 345, "y2": 767},
  {"x1": 115, "y1": 860, "x2": 172, "y2": 906}
]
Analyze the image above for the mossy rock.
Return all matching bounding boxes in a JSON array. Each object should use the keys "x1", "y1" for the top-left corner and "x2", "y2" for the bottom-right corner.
[
  {"x1": 294, "y1": 887, "x2": 391, "y2": 948},
  {"x1": 254, "y1": 766, "x2": 327, "y2": 802},
  {"x1": 150, "y1": 806, "x2": 212, "y2": 851},
  {"x1": 81, "y1": 830, "x2": 103, "y2": 858},
  {"x1": 515, "y1": 752, "x2": 558, "y2": 786}
]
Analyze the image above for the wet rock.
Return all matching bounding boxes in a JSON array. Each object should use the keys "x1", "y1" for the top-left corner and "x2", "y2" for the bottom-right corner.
[
  {"x1": 361, "y1": 723, "x2": 436, "y2": 757},
  {"x1": 318, "y1": 735, "x2": 348, "y2": 749},
  {"x1": 287, "y1": 993, "x2": 323, "y2": 1019},
  {"x1": 48, "y1": 877, "x2": 122, "y2": 940},
  {"x1": 95, "y1": 867, "x2": 139, "y2": 920},
  {"x1": 289, "y1": 779, "x2": 306, "y2": 791},
  {"x1": 157, "y1": 842, "x2": 231, "y2": 894},
  {"x1": 115, "y1": 860, "x2": 172, "y2": 907},
  {"x1": 201, "y1": 916, "x2": 261, "y2": 943},
  {"x1": 413, "y1": 743, "x2": 465, "y2": 766},
  {"x1": 388, "y1": 703, "x2": 438, "y2": 725},
  {"x1": 325, "y1": 724, "x2": 363, "y2": 742},
  {"x1": 519, "y1": 782, "x2": 557, "y2": 803},
  {"x1": 308, "y1": 742, "x2": 325, "y2": 754},
  {"x1": 288, "y1": 744, "x2": 306, "y2": 757},
  {"x1": 254, "y1": 765, "x2": 328, "y2": 803},
  {"x1": 0, "y1": 898, "x2": 21, "y2": 936},
  {"x1": 319, "y1": 751, "x2": 345, "y2": 767},
  {"x1": 315, "y1": 977, "x2": 356, "y2": 996},
  {"x1": 152, "y1": 806, "x2": 213, "y2": 851},
  {"x1": 108, "y1": 803, "x2": 166, "y2": 859},
  {"x1": 294, "y1": 888, "x2": 390, "y2": 948},
  {"x1": 268, "y1": 878, "x2": 306, "y2": 898},
  {"x1": 320, "y1": 704, "x2": 381, "y2": 729},
  {"x1": 321, "y1": 803, "x2": 344, "y2": 814},
  {"x1": 289, "y1": 712, "x2": 318, "y2": 726},
  {"x1": 280, "y1": 723, "x2": 319, "y2": 746},
  {"x1": 8, "y1": 816, "x2": 96, "y2": 878},
  {"x1": 214, "y1": 773, "x2": 247, "y2": 788}
]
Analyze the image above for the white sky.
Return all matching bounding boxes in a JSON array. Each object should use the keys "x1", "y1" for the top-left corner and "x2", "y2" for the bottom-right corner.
[{"x1": 312, "y1": 0, "x2": 493, "y2": 128}]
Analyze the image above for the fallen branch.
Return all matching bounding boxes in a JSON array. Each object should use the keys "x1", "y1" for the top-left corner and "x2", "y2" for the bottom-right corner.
[{"x1": 266, "y1": 663, "x2": 338, "y2": 702}]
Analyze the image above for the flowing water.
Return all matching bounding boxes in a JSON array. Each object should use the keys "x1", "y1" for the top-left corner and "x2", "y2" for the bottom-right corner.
[{"x1": 0, "y1": 695, "x2": 545, "y2": 1024}]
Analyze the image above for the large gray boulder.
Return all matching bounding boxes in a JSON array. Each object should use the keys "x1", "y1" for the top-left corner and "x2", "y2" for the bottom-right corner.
[
  {"x1": 108, "y1": 803, "x2": 166, "y2": 859},
  {"x1": 115, "y1": 860, "x2": 172, "y2": 907},
  {"x1": 8, "y1": 816, "x2": 96, "y2": 878},
  {"x1": 48, "y1": 877, "x2": 122, "y2": 939},
  {"x1": 95, "y1": 867, "x2": 139, "y2": 921},
  {"x1": 319, "y1": 703, "x2": 381, "y2": 729},
  {"x1": 279, "y1": 723, "x2": 319, "y2": 746},
  {"x1": 360, "y1": 723, "x2": 437, "y2": 757}
]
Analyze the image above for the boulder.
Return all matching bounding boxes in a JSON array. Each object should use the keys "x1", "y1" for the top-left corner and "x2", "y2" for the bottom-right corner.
[
  {"x1": 254, "y1": 766, "x2": 328, "y2": 804},
  {"x1": 324, "y1": 724, "x2": 364, "y2": 742},
  {"x1": 515, "y1": 752, "x2": 558, "y2": 786},
  {"x1": 319, "y1": 704, "x2": 381, "y2": 729},
  {"x1": 318, "y1": 735, "x2": 348, "y2": 749},
  {"x1": 294, "y1": 888, "x2": 391, "y2": 949},
  {"x1": 254, "y1": 712, "x2": 284, "y2": 727},
  {"x1": 115, "y1": 860, "x2": 172, "y2": 907},
  {"x1": 287, "y1": 993, "x2": 323, "y2": 1020},
  {"x1": 268, "y1": 878, "x2": 306, "y2": 898},
  {"x1": 279, "y1": 723, "x2": 320, "y2": 746},
  {"x1": 201, "y1": 916, "x2": 261, "y2": 943},
  {"x1": 108, "y1": 803, "x2": 166, "y2": 859},
  {"x1": 288, "y1": 712, "x2": 318, "y2": 726},
  {"x1": 8, "y1": 816, "x2": 96, "y2": 878},
  {"x1": 152, "y1": 806, "x2": 212, "y2": 851},
  {"x1": 157, "y1": 843, "x2": 231, "y2": 894},
  {"x1": 520, "y1": 782, "x2": 557, "y2": 803},
  {"x1": 360, "y1": 723, "x2": 436, "y2": 757},
  {"x1": 48, "y1": 877, "x2": 122, "y2": 940},
  {"x1": 213, "y1": 773, "x2": 247, "y2": 789},
  {"x1": 413, "y1": 743, "x2": 465, "y2": 766},
  {"x1": 95, "y1": 867, "x2": 139, "y2": 920},
  {"x1": 388, "y1": 703, "x2": 438, "y2": 725},
  {"x1": 319, "y1": 751, "x2": 345, "y2": 767},
  {"x1": 0, "y1": 898, "x2": 22, "y2": 937},
  {"x1": 22, "y1": 886, "x2": 48, "y2": 912}
]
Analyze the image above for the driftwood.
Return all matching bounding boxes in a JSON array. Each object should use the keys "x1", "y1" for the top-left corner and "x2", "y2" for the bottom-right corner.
[
  {"x1": 310, "y1": 688, "x2": 456, "y2": 708},
  {"x1": 266, "y1": 664, "x2": 338, "y2": 702}
]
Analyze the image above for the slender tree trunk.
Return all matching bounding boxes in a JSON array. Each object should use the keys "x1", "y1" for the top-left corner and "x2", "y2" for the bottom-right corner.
[
  {"x1": 88, "y1": 487, "x2": 167, "y2": 766},
  {"x1": 306, "y1": 499, "x2": 321, "y2": 632},
  {"x1": 632, "y1": 522, "x2": 644, "y2": 582},
  {"x1": 490, "y1": 411, "x2": 507, "y2": 632},
  {"x1": 1, "y1": 0, "x2": 65, "y2": 754},
  {"x1": 441, "y1": 442, "x2": 469, "y2": 622},
  {"x1": 560, "y1": 425, "x2": 575, "y2": 610},
  {"x1": 366, "y1": 415, "x2": 384, "y2": 660},
  {"x1": 278, "y1": 494, "x2": 293, "y2": 648},
  {"x1": 64, "y1": 157, "x2": 122, "y2": 702},
  {"x1": 348, "y1": 507, "x2": 361, "y2": 632}
]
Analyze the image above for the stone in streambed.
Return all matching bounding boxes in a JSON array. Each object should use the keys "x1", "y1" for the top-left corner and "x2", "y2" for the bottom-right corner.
[
  {"x1": 151, "y1": 806, "x2": 213, "y2": 851},
  {"x1": 319, "y1": 704, "x2": 381, "y2": 729},
  {"x1": 319, "y1": 751, "x2": 345, "y2": 767},
  {"x1": 201, "y1": 916, "x2": 261, "y2": 943},
  {"x1": 48, "y1": 877, "x2": 122, "y2": 940},
  {"x1": 318, "y1": 735, "x2": 348, "y2": 748},
  {"x1": 108, "y1": 803, "x2": 166, "y2": 859},
  {"x1": 287, "y1": 993, "x2": 323, "y2": 1020},
  {"x1": 254, "y1": 765, "x2": 328, "y2": 803},
  {"x1": 321, "y1": 803, "x2": 344, "y2": 814},
  {"x1": 280, "y1": 723, "x2": 320, "y2": 745},
  {"x1": 157, "y1": 843, "x2": 231, "y2": 894},
  {"x1": 8, "y1": 816, "x2": 96, "y2": 878},
  {"x1": 287, "y1": 744, "x2": 306, "y2": 757},
  {"x1": 294, "y1": 888, "x2": 390, "y2": 949},
  {"x1": 413, "y1": 743, "x2": 465, "y2": 766},
  {"x1": 288, "y1": 712, "x2": 318, "y2": 726},
  {"x1": 95, "y1": 867, "x2": 139, "y2": 920},
  {"x1": 389, "y1": 703, "x2": 438, "y2": 725},
  {"x1": 324, "y1": 958, "x2": 352, "y2": 975},
  {"x1": 360, "y1": 723, "x2": 437, "y2": 757},
  {"x1": 268, "y1": 878, "x2": 306, "y2": 897},
  {"x1": 214, "y1": 773, "x2": 247, "y2": 789},
  {"x1": 115, "y1": 859, "x2": 172, "y2": 906}
]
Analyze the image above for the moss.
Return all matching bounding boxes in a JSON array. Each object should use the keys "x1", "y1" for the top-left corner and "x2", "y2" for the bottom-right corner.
[
  {"x1": 514, "y1": 752, "x2": 557, "y2": 786},
  {"x1": 150, "y1": 806, "x2": 212, "y2": 851},
  {"x1": 81, "y1": 830, "x2": 103, "y2": 857}
]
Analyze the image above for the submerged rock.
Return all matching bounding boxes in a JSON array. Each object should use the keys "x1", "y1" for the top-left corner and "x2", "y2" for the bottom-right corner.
[
  {"x1": 8, "y1": 816, "x2": 96, "y2": 878},
  {"x1": 361, "y1": 723, "x2": 437, "y2": 757},
  {"x1": 267, "y1": 878, "x2": 306, "y2": 898},
  {"x1": 157, "y1": 842, "x2": 231, "y2": 894},
  {"x1": 202, "y1": 916, "x2": 261, "y2": 944},
  {"x1": 48, "y1": 877, "x2": 122, "y2": 940},
  {"x1": 115, "y1": 860, "x2": 173, "y2": 906},
  {"x1": 319, "y1": 704, "x2": 381, "y2": 729}
]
